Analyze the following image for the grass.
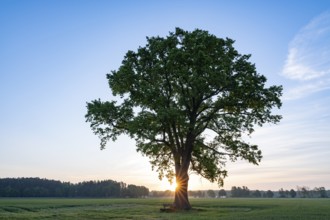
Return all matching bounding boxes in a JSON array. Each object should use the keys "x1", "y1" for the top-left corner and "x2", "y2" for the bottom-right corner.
[{"x1": 0, "y1": 197, "x2": 330, "y2": 219}]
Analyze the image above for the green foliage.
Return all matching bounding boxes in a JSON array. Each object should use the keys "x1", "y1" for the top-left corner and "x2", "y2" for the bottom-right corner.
[
  {"x1": 252, "y1": 190, "x2": 262, "y2": 198},
  {"x1": 206, "y1": 190, "x2": 216, "y2": 198},
  {"x1": 290, "y1": 189, "x2": 297, "y2": 198},
  {"x1": 0, "y1": 178, "x2": 149, "y2": 198},
  {"x1": 265, "y1": 190, "x2": 274, "y2": 198},
  {"x1": 1, "y1": 198, "x2": 330, "y2": 219},
  {"x1": 86, "y1": 27, "x2": 282, "y2": 186},
  {"x1": 231, "y1": 186, "x2": 251, "y2": 197},
  {"x1": 219, "y1": 189, "x2": 227, "y2": 197}
]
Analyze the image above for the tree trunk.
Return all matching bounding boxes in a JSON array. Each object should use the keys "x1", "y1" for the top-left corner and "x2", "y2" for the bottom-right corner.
[
  {"x1": 173, "y1": 132, "x2": 194, "y2": 210},
  {"x1": 174, "y1": 170, "x2": 191, "y2": 210}
]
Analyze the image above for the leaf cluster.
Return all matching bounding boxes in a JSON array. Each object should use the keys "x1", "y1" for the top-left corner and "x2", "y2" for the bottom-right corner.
[{"x1": 86, "y1": 28, "x2": 282, "y2": 186}]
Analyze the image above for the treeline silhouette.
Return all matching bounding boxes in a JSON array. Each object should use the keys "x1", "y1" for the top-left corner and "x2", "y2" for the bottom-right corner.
[
  {"x1": 151, "y1": 186, "x2": 329, "y2": 198},
  {"x1": 0, "y1": 178, "x2": 149, "y2": 198},
  {"x1": 229, "y1": 186, "x2": 328, "y2": 198},
  {"x1": 1, "y1": 178, "x2": 328, "y2": 199}
]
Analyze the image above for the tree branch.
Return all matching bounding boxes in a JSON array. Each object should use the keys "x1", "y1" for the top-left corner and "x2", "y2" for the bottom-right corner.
[{"x1": 196, "y1": 141, "x2": 234, "y2": 157}]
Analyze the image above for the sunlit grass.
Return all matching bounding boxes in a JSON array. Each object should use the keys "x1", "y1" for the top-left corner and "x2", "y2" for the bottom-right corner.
[{"x1": 0, "y1": 198, "x2": 329, "y2": 219}]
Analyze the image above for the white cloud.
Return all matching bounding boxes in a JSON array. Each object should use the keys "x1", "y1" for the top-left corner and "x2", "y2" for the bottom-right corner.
[
  {"x1": 284, "y1": 78, "x2": 330, "y2": 100},
  {"x1": 283, "y1": 48, "x2": 327, "y2": 81},
  {"x1": 282, "y1": 11, "x2": 330, "y2": 99}
]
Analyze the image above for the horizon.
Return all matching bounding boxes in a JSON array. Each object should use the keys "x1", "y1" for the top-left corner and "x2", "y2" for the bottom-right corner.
[
  {"x1": 1, "y1": 176, "x2": 328, "y2": 192},
  {"x1": 1, "y1": 0, "x2": 330, "y2": 192}
]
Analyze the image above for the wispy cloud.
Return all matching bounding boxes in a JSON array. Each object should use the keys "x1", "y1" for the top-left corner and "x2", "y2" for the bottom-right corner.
[{"x1": 282, "y1": 11, "x2": 330, "y2": 100}]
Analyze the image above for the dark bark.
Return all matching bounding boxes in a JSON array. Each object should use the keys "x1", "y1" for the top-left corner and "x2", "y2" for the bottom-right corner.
[
  {"x1": 174, "y1": 170, "x2": 191, "y2": 210},
  {"x1": 173, "y1": 132, "x2": 195, "y2": 210}
]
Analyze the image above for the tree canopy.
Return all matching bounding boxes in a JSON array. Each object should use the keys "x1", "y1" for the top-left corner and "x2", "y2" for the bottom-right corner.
[{"x1": 86, "y1": 28, "x2": 282, "y2": 209}]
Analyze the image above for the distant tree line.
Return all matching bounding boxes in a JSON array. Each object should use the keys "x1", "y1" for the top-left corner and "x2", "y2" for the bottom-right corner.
[
  {"x1": 230, "y1": 186, "x2": 275, "y2": 198},
  {"x1": 0, "y1": 178, "x2": 149, "y2": 198},
  {"x1": 150, "y1": 186, "x2": 329, "y2": 199},
  {"x1": 294, "y1": 186, "x2": 328, "y2": 198},
  {"x1": 2, "y1": 178, "x2": 327, "y2": 199},
  {"x1": 229, "y1": 186, "x2": 328, "y2": 198},
  {"x1": 150, "y1": 190, "x2": 174, "y2": 197}
]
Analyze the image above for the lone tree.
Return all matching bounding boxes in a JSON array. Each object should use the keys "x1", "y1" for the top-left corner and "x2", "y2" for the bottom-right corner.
[{"x1": 86, "y1": 28, "x2": 282, "y2": 210}]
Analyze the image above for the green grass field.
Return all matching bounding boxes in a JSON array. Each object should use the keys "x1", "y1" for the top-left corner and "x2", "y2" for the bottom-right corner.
[{"x1": 0, "y1": 198, "x2": 329, "y2": 219}]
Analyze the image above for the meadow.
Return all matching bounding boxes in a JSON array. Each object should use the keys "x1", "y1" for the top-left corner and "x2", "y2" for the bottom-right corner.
[{"x1": 0, "y1": 197, "x2": 330, "y2": 219}]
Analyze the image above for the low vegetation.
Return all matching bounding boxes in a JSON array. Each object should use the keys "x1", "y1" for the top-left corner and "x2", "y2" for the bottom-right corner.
[{"x1": 0, "y1": 198, "x2": 329, "y2": 219}]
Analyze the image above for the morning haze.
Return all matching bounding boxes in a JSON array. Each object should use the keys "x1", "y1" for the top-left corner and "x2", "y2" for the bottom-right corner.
[{"x1": 1, "y1": 0, "x2": 329, "y2": 197}]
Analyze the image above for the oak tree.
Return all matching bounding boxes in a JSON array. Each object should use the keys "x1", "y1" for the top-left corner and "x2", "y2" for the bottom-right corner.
[{"x1": 86, "y1": 28, "x2": 282, "y2": 210}]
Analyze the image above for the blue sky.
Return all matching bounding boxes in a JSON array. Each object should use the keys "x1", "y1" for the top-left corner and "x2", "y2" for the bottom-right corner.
[{"x1": 1, "y1": 0, "x2": 330, "y2": 191}]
